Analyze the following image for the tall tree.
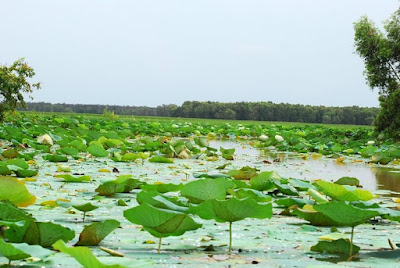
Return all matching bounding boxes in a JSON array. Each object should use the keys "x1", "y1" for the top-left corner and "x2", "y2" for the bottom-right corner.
[
  {"x1": 0, "y1": 59, "x2": 41, "y2": 121},
  {"x1": 354, "y1": 8, "x2": 400, "y2": 136}
]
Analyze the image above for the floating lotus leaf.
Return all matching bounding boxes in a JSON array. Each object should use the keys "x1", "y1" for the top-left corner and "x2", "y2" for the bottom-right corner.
[
  {"x1": 87, "y1": 144, "x2": 108, "y2": 157},
  {"x1": 148, "y1": 156, "x2": 174, "y2": 163},
  {"x1": 311, "y1": 239, "x2": 360, "y2": 254},
  {"x1": 56, "y1": 174, "x2": 91, "y2": 182}
]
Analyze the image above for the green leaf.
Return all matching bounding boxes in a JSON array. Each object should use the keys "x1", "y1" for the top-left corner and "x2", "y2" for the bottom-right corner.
[
  {"x1": 180, "y1": 179, "x2": 226, "y2": 204},
  {"x1": 42, "y1": 154, "x2": 69, "y2": 162},
  {"x1": 60, "y1": 147, "x2": 79, "y2": 156},
  {"x1": 87, "y1": 144, "x2": 108, "y2": 157},
  {"x1": 311, "y1": 239, "x2": 360, "y2": 254},
  {"x1": 55, "y1": 174, "x2": 91, "y2": 182},
  {"x1": 73, "y1": 203, "x2": 98, "y2": 212},
  {"x1": 0, "y1": 201, "x2": 33, "y2": 221},
  {"x1": 52, "y1": 240, "x2": 126, "y2": 268},
  {"x1": 124, "y1": 203, "x2": 201, "y2": 238},
  {"x1": 0, "y1": 239, "x2": 30, "y2": 261},
  {"x1": 76, "y1": 220, "x2": 120, "y2": 246},
  {"x1": 227, "y1": 166, "x2": 258, "y2": 180},
  {"x1": 23, "y1": 222, "x2": 75, "y2": 247},
  {"x1": 137, "y1": 191, "x2": 188, "y2": 213},
  {"x1": 190, "y1": 197, "x2": 272, "y2": 223},
  {"x1": 228, "y1": 188, "x2": 272, "y2": 202},
  {"x1": 0, "y1": 176, "x2": 36, "y2": 207},
  {"x1": 275, "y1": 198, "x2": 314, "y2": 208},
  {"x1": 315, "y1": 180, "x2": 375, "y2": 202},
  {"x1": 308, "y1": 189, "x2": 329, "y2": 204},
  {"x1": 148, "y1": 156, "x2": 174, "y2": 163},
  {"x1": 314, "y1": 201, "x2": 381, "y2": 227},
  {"x1": 14, "y1": 169, "x2": 38, "y2": 178},
  {"x1": 141, "y1": 183, "x2": 182, "y2": 194},
  {"x1": 334, "y1": 177, "x2": 360, "y2": 187},
  {"x1": 6, "y1": 159, "x2": 29, "y2": 170},
  {"x1": 249, "y1": 171, "x2": 280, "y2": 191}
]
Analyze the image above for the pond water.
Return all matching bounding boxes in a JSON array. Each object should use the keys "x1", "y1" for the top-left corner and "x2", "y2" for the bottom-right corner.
[{"x1": 209, "y1": 140, "x2": 400, "y2": 196}]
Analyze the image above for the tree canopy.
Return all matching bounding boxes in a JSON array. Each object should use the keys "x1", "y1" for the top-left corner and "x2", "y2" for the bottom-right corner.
[
  {"x1": 354, "y1": 8, "x2": 400, "y2": 136},
  {"x1": 0, "y1": 59, "x2": 41, "y2": 121}
]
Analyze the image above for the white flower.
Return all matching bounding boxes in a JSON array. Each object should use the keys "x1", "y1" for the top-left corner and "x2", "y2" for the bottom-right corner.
[
  {"x1": 367, "y1": 140, "x2": 375, "y2": 145},
  {"x1": 37, "y1": 134, "x2": 53, "y2": 145},
  {"x1": 259, "y1": 134, "x2": 269, "y2": 141},
  {"x1": 275, "y1": 135, "x2": 284, "y2": 142}
]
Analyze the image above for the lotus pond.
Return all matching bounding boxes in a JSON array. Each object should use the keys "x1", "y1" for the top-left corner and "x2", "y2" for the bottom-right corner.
[{"x1": 0, "y1": 113, "x2": 400, "y2": 267}]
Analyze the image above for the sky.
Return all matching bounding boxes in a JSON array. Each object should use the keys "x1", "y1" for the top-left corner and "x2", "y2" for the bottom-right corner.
[{"x1": 1, "y1": 0, "x2": 399, "y2": 108}]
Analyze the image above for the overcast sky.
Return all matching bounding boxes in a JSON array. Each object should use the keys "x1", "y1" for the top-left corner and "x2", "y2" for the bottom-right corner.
[{"x1": 1, "y1": 1, "x2": 398, "y2": 107}]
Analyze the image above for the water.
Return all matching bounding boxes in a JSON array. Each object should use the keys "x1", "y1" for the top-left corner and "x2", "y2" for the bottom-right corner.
[{"x1": 209, "y1": 140, "x2": 400, "y2": 196}]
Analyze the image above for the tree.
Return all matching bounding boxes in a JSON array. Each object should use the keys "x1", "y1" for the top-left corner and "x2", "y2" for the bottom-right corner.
[
  {"x1": 0, "y1": 58, "x2": 41, "y2": 121},
  {"x1": 354, "y1": 8, "x2": 400, "y2": 136}
]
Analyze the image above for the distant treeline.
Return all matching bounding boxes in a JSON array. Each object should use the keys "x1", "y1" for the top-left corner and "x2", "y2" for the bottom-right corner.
[{"x1": 23, "y1": 101, "x2": 379, "y2": 125}]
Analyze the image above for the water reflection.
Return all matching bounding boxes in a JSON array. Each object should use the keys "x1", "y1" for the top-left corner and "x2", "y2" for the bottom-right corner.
[
  {"x1": 371, "y1": 167, "x2": 400, "y2": 195},
  {"x1": 208, "y1": 140, "x2": 400, "y2": 196}
]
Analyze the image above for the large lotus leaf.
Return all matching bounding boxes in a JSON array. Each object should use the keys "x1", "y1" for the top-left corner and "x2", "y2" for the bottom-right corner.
[
  {"x1": 141, "y1": 183, "x2": 182, "y2": 194},
  {"x1": 56, "y1": 174, "x2": 91, "y2": 182},
  {"x1": 189, "y1": 197, "x2": 272, "y2": 223},
  {"x1": 227, "y1": 166, "x2": 258, "y2": 180},
  {"x1": 274, "y1": 180, "x2": 299, "y2": 196},
  {"x1": 0, "y1": 201, "x2": 33, "y2": 221},
  {"x1": 87, "y1": 144, "x2": 108, "y2": 157},
  {"x1": 148, "y1": 156, "x2": 174, "y2": 163},
  {"x1": 76, "y1": 220, "x2": 120, "y2": 246},
  {"x1": 23, "y1": 222, "x2": 75, "y2": 247},
  {"x1": 0, "y1": 176, "x2": 36, "y2": 207},
  {"x1": 124, "y1": 203, "x2": 201, "y2": 238},
  {"x1": 137, "y1": 191, "x2": 188, "y2": 213},
  {"x1": 315, "y1": 180, "x2": 375, "y2": 201},
  {"x1": 228, "y1": 188, "x2": 272, "y2": 203},
  {"x1": 249, "y1": 171, "x2": 280, "y2": 191},
  {"x1": 314, "y1": 201, "x2": 381, "y2": 227},
  {"x1": 0, "y1": 239, "x2": 31, "y2": 261},
  {"x1": 180, "y1": 179, "x2": 226, "y2": 204},
  {"x1": 311, "y1": 239, "x2": 360, "y2": 254},
  {"x1": 292, "y1": 206, "x2": 342, "y2": 226},
  {"x1": 52, "y1": 240, "x2": 126, "y2": 268},
  {"x1": 114, "y1": 175, "x2": 143, "y2": 193}
]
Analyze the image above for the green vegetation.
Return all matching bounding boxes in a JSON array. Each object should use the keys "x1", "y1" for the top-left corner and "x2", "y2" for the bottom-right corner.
[
  {"x1": 354, "y1": 7, "x2": 400, "y2": 136},
  {"x1": 0, "y1": 59, "x2": 40, "y2": 121},
  {"x1": 0, "y1": 113, "x2": 399, "y2": 267},
  {"x1": 24, "y1": 100, "x2": 378, "y2": 125}
]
